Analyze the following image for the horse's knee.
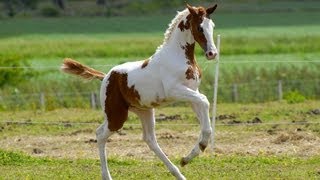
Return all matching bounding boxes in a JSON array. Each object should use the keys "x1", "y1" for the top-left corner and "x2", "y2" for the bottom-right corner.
[
  {"x1": 96, "y1": 122, "x2": 112, "y2": 144},
  {"x1": 96, "y1": 124, "x2": 104, "y2": 136},
  {"x1": 203, "y1": 128, "x2": 212, "y2": 137},
  {"x1": 143, "y1": 136, "x2": 157, "y2": 150},
  {"x1": 143, "y1": 136, "x2": 152, "y2": 145},
  {"x1": 198, "y1": 94, "x2": 209, "y2": 109}
]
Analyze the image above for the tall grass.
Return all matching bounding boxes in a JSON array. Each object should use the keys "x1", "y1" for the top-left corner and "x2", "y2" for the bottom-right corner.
[
  {"x1": 1, "y1": 33, "x2": 320, "y2": 59},
  {"x1": 0, "y1": 11, "x2": 319, "y2": 109}
]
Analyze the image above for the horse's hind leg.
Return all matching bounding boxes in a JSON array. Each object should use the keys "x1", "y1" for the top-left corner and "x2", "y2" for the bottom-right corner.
[
  {"x1": 132, "y1": 108, "x2": 186, "y2": 180},
  {"x1": 96, "y1": 118, "x2": 114, "y2": 180}
]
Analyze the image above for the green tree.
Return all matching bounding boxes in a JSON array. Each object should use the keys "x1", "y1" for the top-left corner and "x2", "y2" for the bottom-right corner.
[
  {"x1": 0, "y1": 55, "x2": 34, "y2": 87},
  {"x1": 52, "y1": 0, "x2": 65, "y2": 10},
  {"x1": 20, "y1": 0, "x2": 39, "y2": 10},
  {"x1": 1, "y1": 0, "x2": 38, "y2": 17},
  {"x1": 96, "y1": 0, "x2": 106, "y2": 5}
]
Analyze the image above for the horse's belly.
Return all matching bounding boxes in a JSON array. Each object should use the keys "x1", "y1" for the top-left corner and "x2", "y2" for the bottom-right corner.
[
  {"x1": 134, "y1": 81, "x2": 170, "y2": 108},
  {"x1": 126, "y1": 69, "x2": 169, "y2": 108}
]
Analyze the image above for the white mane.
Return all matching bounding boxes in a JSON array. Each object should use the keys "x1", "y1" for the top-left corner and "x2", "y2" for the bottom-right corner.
[{"x1": 156, "y1": 9, "x2": 189, "y2": 52}]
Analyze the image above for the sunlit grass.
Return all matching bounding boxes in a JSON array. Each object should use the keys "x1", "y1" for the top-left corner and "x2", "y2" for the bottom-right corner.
[
  {"x1": 0, "y1": 101, "x2": 319, "y2": 137},
  {"x1": 1, "y1": 32, "x2": 319, "y2": 59},
  {"x1": 1, "y1": 149, "x2": 319, "y2": 179}
]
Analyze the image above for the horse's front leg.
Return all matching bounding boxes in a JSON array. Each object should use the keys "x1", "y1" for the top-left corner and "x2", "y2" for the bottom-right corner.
[
  {"x1": 168, "y1": 85, "x2": 212, "y2": 166},
  {"x1": 181, "y1": 102, "x2": 211, "y2": 166}
]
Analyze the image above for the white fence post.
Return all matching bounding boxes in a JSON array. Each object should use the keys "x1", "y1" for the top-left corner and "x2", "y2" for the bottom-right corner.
[{"x1": 211, "y1": 35, "x2": 221, "y2": 150}]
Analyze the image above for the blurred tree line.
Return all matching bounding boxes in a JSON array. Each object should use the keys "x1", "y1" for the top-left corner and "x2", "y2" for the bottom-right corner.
[
  {"x1": 0, "y1": 0, "x2": 318, "y2": 17},
  {"x1": 0, "y1": 0, "x2": 206, "y2": 17},
  {"x1": 1, "y1": 0, "x2": 66, "y2": 17}
]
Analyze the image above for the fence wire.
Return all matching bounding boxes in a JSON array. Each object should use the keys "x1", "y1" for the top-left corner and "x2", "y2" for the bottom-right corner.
[
  {"x1": 1, "y1": 120, "x2": 320, "y2": 127},
  {"x1": 1, "y1": 60, "x2": 319, "y2": 109},
  {"x1": 1, "y1": 60, "x2": 320, "y2": 69}
]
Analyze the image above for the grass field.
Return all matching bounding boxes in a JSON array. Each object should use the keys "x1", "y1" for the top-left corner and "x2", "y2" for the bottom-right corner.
[
  {"x1": 1, "y1": 101, "x2": 320, "y2": 179},
  {"x1": 1, "y1": 11, "x2": 320, "y2": 58},
  {"x1": 0, "y1": 11, "x2": 319, "y2": 108},
  {"x1": 1, "y1": 150, "x2": 319, "y2": 179}
]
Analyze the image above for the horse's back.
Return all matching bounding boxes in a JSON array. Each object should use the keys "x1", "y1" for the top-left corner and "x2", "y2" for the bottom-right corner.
[{"x1": 105, "y1": 60, "x2": 168, "y2": 101}]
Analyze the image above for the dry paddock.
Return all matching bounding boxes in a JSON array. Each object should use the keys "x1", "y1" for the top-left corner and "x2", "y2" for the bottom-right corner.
[{"x1": 1, "y1": 122, "x2": 320, "y2": 160}]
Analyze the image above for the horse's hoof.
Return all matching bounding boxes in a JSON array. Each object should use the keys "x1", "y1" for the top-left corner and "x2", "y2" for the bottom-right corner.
[
  {"x1": 180, "y1": 157, "x2": 188, "y2": 167},
  {"x1": 199, "y1": 142, "x2": 207, "y2": 152}
]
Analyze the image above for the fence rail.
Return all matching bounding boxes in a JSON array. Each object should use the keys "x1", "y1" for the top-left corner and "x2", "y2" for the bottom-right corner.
[
  {"x1": 0, "y1": 60, "x2": 320, "y2": 69},
  {"x1": 1, "y1": 60, "x2": 319, "y2": 110},
  {"x1": 1, "y1": 79, "x2": 319, "y2": 110}
]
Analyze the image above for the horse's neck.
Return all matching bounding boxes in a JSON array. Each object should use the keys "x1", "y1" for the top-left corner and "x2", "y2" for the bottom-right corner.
[{"x1": 158, "y1": 26, "x2": 195, "y2": 62}]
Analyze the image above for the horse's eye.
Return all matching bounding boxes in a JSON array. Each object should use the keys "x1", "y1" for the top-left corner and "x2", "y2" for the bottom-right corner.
[{"x1": 198, "y1": 27, "x2": 203, "y2": 32}]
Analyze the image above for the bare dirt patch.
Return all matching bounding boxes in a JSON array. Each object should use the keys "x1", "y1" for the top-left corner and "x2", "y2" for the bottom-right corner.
[
  {"x1": 215, "y1": 129, "x2": 320, "y2": 156},
  {"x1": 1, "y1": 127, "x2": 319, "y2": 159}
]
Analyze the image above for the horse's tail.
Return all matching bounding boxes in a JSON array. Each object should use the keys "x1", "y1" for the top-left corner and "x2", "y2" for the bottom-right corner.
[{"x1": 61, "y1": 58, "x2": 105, "y2": 81}]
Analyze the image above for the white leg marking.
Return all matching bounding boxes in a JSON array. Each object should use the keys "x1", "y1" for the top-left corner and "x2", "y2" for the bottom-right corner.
[
  {"x1": 168, "y1": 85, "x2": 212, "y2": 166},
  {"x1": 132, "y1": 108, "x2": 186, "y2": 180},
  {"x1": 96, "y1": 119, "x2": 114, "y2": 180}
]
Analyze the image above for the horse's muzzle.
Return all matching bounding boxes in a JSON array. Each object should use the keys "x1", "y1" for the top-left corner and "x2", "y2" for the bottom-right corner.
[{"x1": 205, "y1": 51, "x2": 217, "y2": 60}]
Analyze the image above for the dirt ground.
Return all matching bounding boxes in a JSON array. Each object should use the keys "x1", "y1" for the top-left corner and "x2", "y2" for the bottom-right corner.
[{"x1": 1, "y1": 126, "x2": 320, "y2": 160}]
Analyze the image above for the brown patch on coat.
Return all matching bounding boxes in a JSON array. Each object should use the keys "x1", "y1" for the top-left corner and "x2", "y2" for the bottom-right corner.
[
  {"x1": 188, "y1": 7, "x2": 208, "y2": 51},
  {"x1": 197, "y1": 7, "x2": 207, "y2": 17},
  {"x1": 178, "y1": 14, "x2": 192, "y2": 32},
  {"x1": 105, "y1": 71, "x2": 141, "y2": 131},
  {"x1": 182, "y1": 42, "x2": 195, "y2": 65},
  {"x1": 185, "y1": 65, "x2": 202, "y2": 80},
  {"x1": 150, "y1": 95, "x2": 167, "y2": 107},
  {"x1": 141, "y1": 59, "x2": 149, "y2": 69},
  {"x1": 185, "y1": 66, "x2": 195, "y2": 80},
  {"x1": 182, "y1": 42, "x2": 202, "y2": 79}
]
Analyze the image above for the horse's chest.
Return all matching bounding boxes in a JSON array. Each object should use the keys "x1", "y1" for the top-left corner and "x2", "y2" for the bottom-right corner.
[{"x1": 184, "y1": 65, "x2": 202, "y2": 88}]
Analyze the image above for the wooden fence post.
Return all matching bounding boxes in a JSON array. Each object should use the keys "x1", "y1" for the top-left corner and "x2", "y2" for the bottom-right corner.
[
  {"x1": 90, "y1": 92, "x2": 97, "y2": 109},
  {"x1": 40, "y1": 92, "x2": 45, "y2": 110},
  {"x1": 278, "y1": 80, "x2": 283, "y2": 101},
  {"x1": 232, "y1": 83, "x2": 238, "y2": 102}
]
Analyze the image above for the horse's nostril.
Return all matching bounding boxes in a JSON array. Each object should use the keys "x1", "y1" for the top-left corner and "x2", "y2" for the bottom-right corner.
[
  {"x1": 213, "y1": 53, "x2": 217, "y2": 57},
  {"x1": 206, "y1": 52, "x2": 217, "y2": 60}
]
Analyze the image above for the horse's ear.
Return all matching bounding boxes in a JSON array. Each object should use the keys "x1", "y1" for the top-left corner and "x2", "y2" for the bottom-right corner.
[
  {"x1": 206, "y1": 4, "x2": 217, "y2": 15},
  {"x1": 186, "y1": 3, "x2": 197, "y2": 16}
]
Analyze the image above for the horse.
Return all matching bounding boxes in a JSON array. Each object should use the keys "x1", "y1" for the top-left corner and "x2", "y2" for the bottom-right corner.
[{"x1": 61, "y1": 3, "x2": 218, "y2": 180}]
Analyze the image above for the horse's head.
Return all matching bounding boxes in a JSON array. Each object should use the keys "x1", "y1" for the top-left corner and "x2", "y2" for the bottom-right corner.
[{"x1": 187, "y1": 4, "x2": 218, "y2": 60}]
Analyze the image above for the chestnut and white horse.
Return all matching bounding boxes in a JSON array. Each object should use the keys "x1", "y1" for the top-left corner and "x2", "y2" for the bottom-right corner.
[{"x1": 61, "y1": 4, "x2": 218, "y2": 180}]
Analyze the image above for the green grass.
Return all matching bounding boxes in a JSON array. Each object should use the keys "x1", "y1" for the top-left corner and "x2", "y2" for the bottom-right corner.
[
  {"x1": 1, "y1": 149, "x2": 319, "y2": 179},
  {"x1": 1, "y1": 52, "x2": 317, "y2": 109},
  {"x1": 1, "y1": 101, "x2": 319, "y2": 137},
  {"x1": 0, "y1": 11, "x2": 319, "y2": 36},
  {"x1": 0, "y1": 11, "x2": 320, "y2": 107},
  {"x1": 1, "y1": 26, "x2": 319, "y2": 59},
  {"x1": 1, "y1": 12, "x2": 320, "y2": 59},
  {"x1": 0, "y1": 101, "x2": 319, "y2": 179}
]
